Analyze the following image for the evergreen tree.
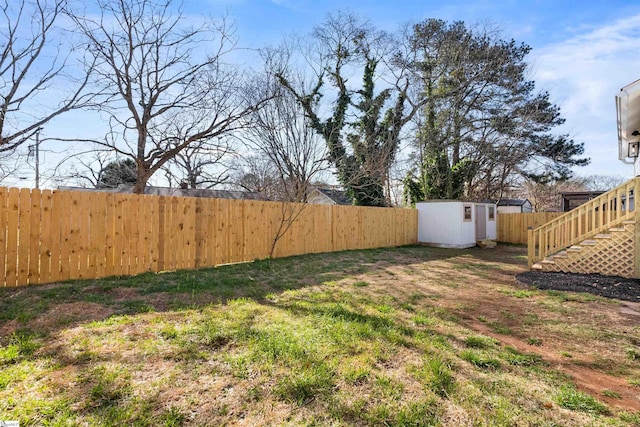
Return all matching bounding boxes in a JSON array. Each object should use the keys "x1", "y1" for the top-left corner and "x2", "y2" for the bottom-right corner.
[
  {"x1": 404, "y1": 20, "x2": 588, "y2": 200},
  {"x1": 96, "y1": 159, "x2": 137, "y2": 189}
]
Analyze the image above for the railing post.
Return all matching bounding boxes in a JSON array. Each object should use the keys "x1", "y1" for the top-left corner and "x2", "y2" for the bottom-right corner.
[
  {"x1": 527, "y1": 229, "x2": 534, "y2": 268},
  {"x1": 635, "y1": 178, "x2": 640, "y2": 279}
]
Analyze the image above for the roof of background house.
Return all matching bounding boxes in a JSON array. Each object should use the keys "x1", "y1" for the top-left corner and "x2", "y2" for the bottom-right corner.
[
  {"x1": 496, "y1": 199, "x2": 531, "y2": 207},
  {"x1": 57, "y1": 185, "x2": 266, "y2": 200},
  {"x1": 477, "y1": 199, "x2": 528, "y2": 206},
  {"x1": 558, "y1": 190, "x2": 605, "y2": 199},
  {"x1": 313, "y1": 188, "x2": 352, "y2": 205}
]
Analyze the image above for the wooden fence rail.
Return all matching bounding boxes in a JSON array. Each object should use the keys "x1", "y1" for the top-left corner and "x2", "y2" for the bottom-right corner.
[
  {"x1": 497, "y1": 212, "x2": 563, "y2": 244},
  {"x1": 0, "y1": 187, "x2": 418, "y2": 287}
]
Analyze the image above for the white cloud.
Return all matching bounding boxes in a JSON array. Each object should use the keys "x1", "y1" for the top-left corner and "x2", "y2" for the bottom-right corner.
[{"x1": 530, "y1": 14, "x2": 640, "y2": 177}]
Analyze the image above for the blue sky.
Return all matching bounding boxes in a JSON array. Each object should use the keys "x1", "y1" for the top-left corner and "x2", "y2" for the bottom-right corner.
[{"x1": 7, "y1": 0, "x2": 640, "y2": 187}]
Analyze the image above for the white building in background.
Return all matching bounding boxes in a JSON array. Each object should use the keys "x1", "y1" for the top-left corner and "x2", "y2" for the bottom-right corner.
[
  {"x1": 495, "y1": 199, "x2": 533, "y2": 214},
  {"x1": 307, "y1": 188, "x2": 352, "y2": 205}
]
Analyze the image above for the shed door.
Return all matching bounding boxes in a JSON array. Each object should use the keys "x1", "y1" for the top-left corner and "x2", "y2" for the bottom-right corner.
[{"x1": 475, "y1": 205, "x2": 486, "y2": 240}]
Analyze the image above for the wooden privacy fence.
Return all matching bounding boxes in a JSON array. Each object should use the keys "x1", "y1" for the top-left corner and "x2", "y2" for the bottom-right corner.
[
  {"x1": 0, "y1": 187, "x2": 417, "y2": 287},
  {"x1": 497, "y1": 212, "x2": 563, "y2": 244}
]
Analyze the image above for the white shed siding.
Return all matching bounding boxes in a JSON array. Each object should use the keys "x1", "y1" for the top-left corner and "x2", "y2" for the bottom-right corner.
[
  {"x1": 496, "y1": 200, "x2": 533, "y2": 214},
  {"x1": 416, "y1": 201, "x2": 477, "y2": 248}
]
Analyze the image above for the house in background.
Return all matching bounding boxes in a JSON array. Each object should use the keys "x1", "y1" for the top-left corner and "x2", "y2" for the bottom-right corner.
[
  {"x1": 559, "y1": 190, "x2": 605, "y2": 212},
  {"x1": 307, "y1": 188, "x2": 352, "y2": 205},
  {"x1": 496, "y1": 199, "x2": 533, "y2": 214},
  {"x1": 58, "y1": 185, "x2": 266, "y2": 200}
]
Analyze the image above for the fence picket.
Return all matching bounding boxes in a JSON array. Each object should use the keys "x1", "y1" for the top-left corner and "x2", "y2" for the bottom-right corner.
[
  {"x1": 28, "y1": 189, "x2": 42, "y2": 284},
  {"x1": 104, "y1": 193, "x2": 116, "y2": 277},
  {"x1": 38, "y1": 190, "x2": 52, "y2": 284},
  {"x1": 0, "y1": 188, "x2": 6, "y2": 285},
  {"x1": 91, "y1": 192, "x2": 107, "y2": 279},
  {"x1": 17, "y1": 189, "x2": 31, "y2": 285},
  {"x1": 5, "y1": 188, "x2": 19, "y2": 286},
  {"x1": 77, "y1": 191, "x2": 91, "y2": 279}
]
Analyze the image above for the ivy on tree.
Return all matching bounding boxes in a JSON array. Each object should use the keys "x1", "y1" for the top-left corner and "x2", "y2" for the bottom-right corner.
[{"x1": 278, "y1": 12, "x2": 422, "y2": 207}]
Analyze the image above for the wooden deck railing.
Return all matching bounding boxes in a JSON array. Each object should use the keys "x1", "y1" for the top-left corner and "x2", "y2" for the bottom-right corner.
[{"x1": 528, "y1": 177, "x2": 640, "y2": 267}]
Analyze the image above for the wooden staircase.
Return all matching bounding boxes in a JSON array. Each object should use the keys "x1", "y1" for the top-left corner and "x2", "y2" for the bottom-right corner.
[
  {"x1": 532, "y1": 220, "x2": 635, "y2": 278},
  {"x1": 528, "y1": 177, "x2": 640, "y2": 279}
]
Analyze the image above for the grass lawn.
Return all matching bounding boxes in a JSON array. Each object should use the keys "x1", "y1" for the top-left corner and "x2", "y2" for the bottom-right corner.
[{"x1": 1, "y1": 245, "x2": 639, "y2": 426}]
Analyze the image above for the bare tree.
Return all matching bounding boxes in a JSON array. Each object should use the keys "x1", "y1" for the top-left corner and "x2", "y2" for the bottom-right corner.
[
  {"x1": 517, "y1": 175, "x2": 627, "y2": 212},
  {"x1": 0, "y1": 148, "x2": 26, "y2": 184},
  {"x1": 520, "y1": 177, "x2": 587, "y2": 212},
  {"x1": 0, "y1": 0, "x2": 93, "y2": 152},
  {"x1": 54, "y1": 150, "x2": 132, "y2": 188},
  {"x1": 229, "y1": 154, "x2": 282, "y2": 200},
  {"x1": 62, "y1": 151, "x2": 111, "y2": 188},
  {"x1": 243, "y1": 49, "x2": 328, "y2": 202},
  {"x1": 583, "y1": 174, "x2": 628, "y2": 192},
  {"x1": 277, "y1": 12, "x2": 425, "y2": 207},
  {"x1": 71, "y1": 0, "x2": 266, "y2": 193},
  {"x1": 228, "y1": 152, "x2": 313, "y2": 258},
  {"x1": 162, "y1": 136, "x2": 234, "y2": 189}
]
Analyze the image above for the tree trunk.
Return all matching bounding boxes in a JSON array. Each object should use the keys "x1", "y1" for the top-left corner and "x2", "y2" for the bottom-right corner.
[{"x1": 133, "y1": 167, "x2": 148, "y2": 194}]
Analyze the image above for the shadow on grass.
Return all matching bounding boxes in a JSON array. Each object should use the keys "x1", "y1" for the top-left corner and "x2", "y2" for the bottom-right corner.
[{"x1": 0, "y1": 244, "x2": 527, "y2": 342}]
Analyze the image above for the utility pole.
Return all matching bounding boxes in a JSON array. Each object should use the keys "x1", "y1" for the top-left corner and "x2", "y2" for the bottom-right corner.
[
  {"x1": 28, "y1": 127, "x2": 43, "y2": 189},
  {"x1": 35, "y1": 128, "x2": 41, "y2": 189}
]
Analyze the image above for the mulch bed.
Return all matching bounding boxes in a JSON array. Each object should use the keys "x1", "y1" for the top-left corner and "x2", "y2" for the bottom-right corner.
[{"x1": 516, "y1": 271, "x2": 640, "y2": 302}]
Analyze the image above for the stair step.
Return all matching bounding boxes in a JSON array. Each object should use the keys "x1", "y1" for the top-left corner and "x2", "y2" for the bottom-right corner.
[
  {"x1": 608, "y1": 227, "x2": 626, "y2": 232},
  {"x1": 541, "y1": 259, "x2": 555, "y2": 265},
  {"x1": 594, "y1": 234, "x2": 611, "y2": 239},
  {"x1": 532, "y1": 262, "x2": 543, "y2": 270},
  {"x1": 623, "y1": 220, "x2": 636, "y2": 225},
  {"x1": 580, "y1": 240, "x2": 597, "y2": 246},
  {"x1": 553, "y1": 251, "x2": 568, "y2": 259},
  {"x1": 567, "y1": 245, "x2": 582, "y2": 252},
  {"x1": 476, "y1": 239, "x2": 497, "y2": 248}
]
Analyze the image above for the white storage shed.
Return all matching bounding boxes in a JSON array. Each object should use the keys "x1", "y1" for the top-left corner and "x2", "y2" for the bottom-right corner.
[{"x1": 416, "y1": 201, "x2": 497, "y2": 248}]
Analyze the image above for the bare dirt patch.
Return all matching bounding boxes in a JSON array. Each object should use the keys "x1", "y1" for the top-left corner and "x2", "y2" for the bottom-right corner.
[
  {"x1": 351, "y1": 246, "x2": 640, "y2": 412},
  {"x1": 32, "y1": 301, "x2": 115, "y2": 333}
]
